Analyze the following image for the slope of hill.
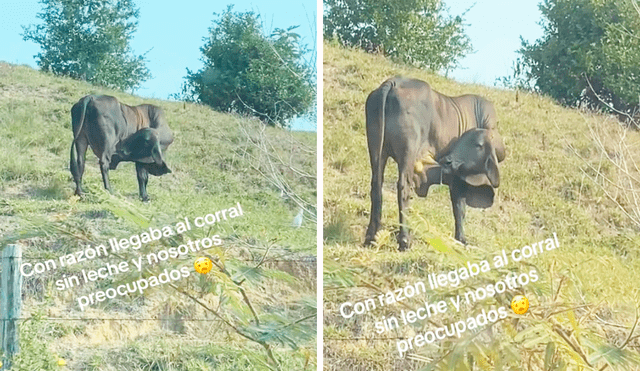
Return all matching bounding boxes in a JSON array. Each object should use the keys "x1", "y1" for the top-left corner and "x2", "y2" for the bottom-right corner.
[
  {"x1": 0, "y1": 61, "x2": 317, "y2": 370},
  {"x1": 323, "y1": 42, "x2": 640, "y2": 370}
]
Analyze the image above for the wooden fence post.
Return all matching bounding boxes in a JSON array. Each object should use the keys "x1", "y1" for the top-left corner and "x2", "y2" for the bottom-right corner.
[{"x1": 1, "y1": 244, "x2": 23, "y2": 371}]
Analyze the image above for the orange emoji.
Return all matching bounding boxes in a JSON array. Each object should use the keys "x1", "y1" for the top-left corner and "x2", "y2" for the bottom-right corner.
[
  {"x1": 511, "y1": 295, "x2": 529, "y2": 314},
  {"x1": 194, "y1": 257, "x2": 213, "y2": 274}
]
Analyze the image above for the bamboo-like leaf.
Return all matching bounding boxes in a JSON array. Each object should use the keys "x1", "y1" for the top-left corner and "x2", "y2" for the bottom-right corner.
[
  {"x1": 256, "y1": 267, "x2": 298, "y2": 283},
  {"x1": 587, "y1": 344, "x2": 628, "y2": 367},
  {"x1": 554, "y1": 359, "x2": 567, "y2": 371},
  {"x1": 514, "y1": 323, "x2": 549, "y2": 343},
  {"x1": 210, "y1": 246, "x2": 226, "y2": 264},
  {"x1": 323, "y1": 259, "x2": 357, "y2": 288},
  {"x1": 544, "y1": 341, "x2": 556, "y2": 370},
  {"x1": 565, "y1": 310, "x2": 580, "y2": 337}
]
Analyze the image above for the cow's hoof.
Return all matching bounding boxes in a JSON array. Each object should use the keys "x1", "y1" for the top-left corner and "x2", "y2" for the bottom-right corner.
[
  {"x1": 364, "y1": 225, "x2": 379, "y2": 247},
  {"x1": 364, "y1": 235, "x2": 375, "y2": 247},
  {"x1": 455, "y1": 236, "x2": 467, "y2": 245},
  {"x1": 397, "y1": 235, "x2": 411, "y2": 252}
]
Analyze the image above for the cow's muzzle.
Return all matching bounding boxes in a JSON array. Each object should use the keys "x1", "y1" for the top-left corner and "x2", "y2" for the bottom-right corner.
[{"x1": 439, "y1": 156, "x2": 458, "y2": 175}]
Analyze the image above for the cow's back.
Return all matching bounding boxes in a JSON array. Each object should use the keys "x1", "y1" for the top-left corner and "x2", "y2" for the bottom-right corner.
[
  {"x1": 382, "y1": 77, "x2": 460, "y2": 164},
  {"x1": 74, "y1": 95, "x2": 133, "y2": 156},
  {"x1": 73, "y1": 95, "x2": 174, "y2": 156},
  {"x1": 450, "y1": 94, "x2": 498, "y2": 132},
  {"x1": 120, "y1": 103, "x2": 174, "y2": 149},
  {"x1": 72, "y1": 95, "x2": 122, "y2": 131},
  {"x1": 381, "y1": 77, "x2": 503, "y2": 163}
]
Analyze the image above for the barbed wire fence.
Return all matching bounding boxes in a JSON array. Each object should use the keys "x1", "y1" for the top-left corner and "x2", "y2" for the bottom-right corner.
[{"x1": 0, "y1": 242, "x2": 317, "y2": 370}]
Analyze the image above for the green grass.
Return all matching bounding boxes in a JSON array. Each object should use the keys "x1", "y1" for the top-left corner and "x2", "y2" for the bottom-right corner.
[
  {"x1": 0, "y1": 61, "x2": 316, "y2": 370},
  {"x1": 323, "y1": 42, "x2": 640, "y2": 370}
]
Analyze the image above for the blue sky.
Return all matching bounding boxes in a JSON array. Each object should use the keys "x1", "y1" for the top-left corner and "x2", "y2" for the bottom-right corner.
[
  {"x1": 2, "y1": 0, "x2": 544, "y2": 131},
  {"x1": 446, "y1": 0, "x2": 544, "y2": 86},
  {"x1": 1, "y1": 0, "x2": 317, "y2": 131}
]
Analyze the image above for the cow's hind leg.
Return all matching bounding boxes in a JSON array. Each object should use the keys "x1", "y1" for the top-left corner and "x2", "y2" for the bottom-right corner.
[
  {"x1": 136, "y1": 162, "x2": 150, "y2": 202},
  {"x1": 71, "y1": 136, "x2": 89, "y2": 196},
  {"x1": 364, "y1": 153, "x2": 388, "y2": 246},
  {"x1": 396, "y1": 164, "x2": 413, "y2": 252},
  {"x1": 450, "y1": 179, "x2": 467, "y2": 244}
]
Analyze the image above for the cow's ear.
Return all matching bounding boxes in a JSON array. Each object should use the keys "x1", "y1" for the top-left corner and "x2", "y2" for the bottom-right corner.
[
  {"x1": 485, "y1": 149, "x2": 500, "y2": 187},
  {"x1": 151, "y1": 143, "x2": 163, "y2": 165},
  {"x1": 464, "y1": 185, "x2": 495, "y2": 208}
]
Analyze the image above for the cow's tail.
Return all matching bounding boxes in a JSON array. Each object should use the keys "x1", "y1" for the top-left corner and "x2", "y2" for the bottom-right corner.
[
  {"x1": 70, "y1": 95, "x2": 92, "y2": 177},
  {"x1": 366, "y1": 80, "x2": 393, "y2": 177}
]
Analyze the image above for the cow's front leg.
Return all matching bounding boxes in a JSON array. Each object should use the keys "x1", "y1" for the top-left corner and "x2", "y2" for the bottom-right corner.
[
  {"x1": 99, "y1": 158, "x2": 113, "y2": 194},
  {"x1": 450, "y1": 179, "x2": 467, "y2": 244},
  {"x1": 136, "y1": 162, "x2": 150, "y2": 202},
  {"x1": 397, "y1": 170, "x2": 412, "y2": 251}
]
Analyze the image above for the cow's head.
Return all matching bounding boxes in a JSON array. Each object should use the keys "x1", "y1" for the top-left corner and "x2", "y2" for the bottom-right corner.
[
  {"x1": 110, "y1": 128, "x2": 171, "y2": 175},
  {"x1": 437, "y1": 128, "x2": 500, "y2": 188}
]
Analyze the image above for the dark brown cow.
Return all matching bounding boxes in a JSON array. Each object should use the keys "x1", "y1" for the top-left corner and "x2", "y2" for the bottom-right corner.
[
  {"x1": 364, "y1": 76, "x2": 506, "y2": 250},
  {"x1": 70, "y1": 95, "x2": 174, "y2": 201}
]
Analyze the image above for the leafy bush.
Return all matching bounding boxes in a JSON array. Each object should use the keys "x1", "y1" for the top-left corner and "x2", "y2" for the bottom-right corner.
[
  {"x1": 182, "y1": 5, "x2": 316, "y2": 128},
  {"x1": 323, "y1": 0, "x2": 472, "y2": 72},
  {"x1": 22, "y1": 0, "x2": 150, "y2": 92},
  {"x1": 514, "y1": 0, "x2": 640, "y2": 118}
]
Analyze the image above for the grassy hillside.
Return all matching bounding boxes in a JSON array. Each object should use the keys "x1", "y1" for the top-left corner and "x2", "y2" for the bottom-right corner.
[
  {"x1": 323, "y1": 41, "x2": 640, "y2": 370},
  {"x1": 0, "y1": 61, "x2": 316, "y2": 370}
]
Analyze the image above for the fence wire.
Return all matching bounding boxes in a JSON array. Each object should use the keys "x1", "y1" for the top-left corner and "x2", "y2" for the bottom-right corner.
[{"x1": 0, "y1": 247, "x2": 317, "y2": 328}]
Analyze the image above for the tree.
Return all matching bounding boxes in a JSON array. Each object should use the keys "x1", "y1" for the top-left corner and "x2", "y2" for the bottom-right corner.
[
  {"x1": 515, "y1": 0, "x2": 640, "y2": 120},
  {"x1": 22, "y1": 0, "x2": 150, "y2": 92},
  {"x1": 183, "y1": 6, "x2": 316, "y2": 128},
  {"x1": 323, "y1": 0, "x2": 472, "y2": 73}
]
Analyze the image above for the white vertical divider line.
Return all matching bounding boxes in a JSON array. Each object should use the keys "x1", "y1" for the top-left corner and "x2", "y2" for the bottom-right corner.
[{"x1": 316, "y1": 0, "x2": 324, "y2": 368}]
